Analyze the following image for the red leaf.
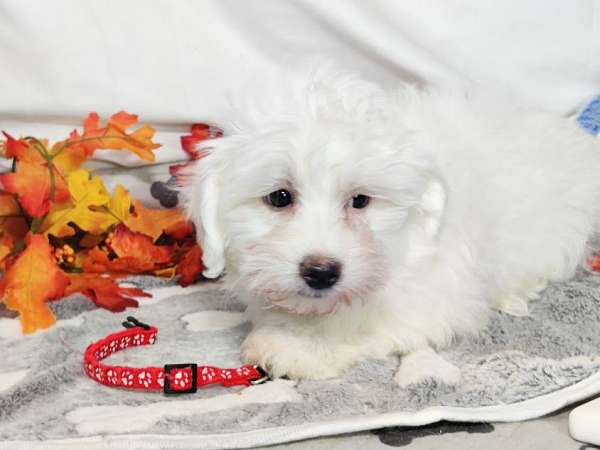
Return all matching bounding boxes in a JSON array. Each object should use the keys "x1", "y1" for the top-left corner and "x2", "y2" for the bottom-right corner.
[
  {"x1": 176, "y1": 243, "x2": 203, "y2": 286},
  {"x1": 82, "y1": 247, "x2": 155, "y2": 274},
  {"x1": 171, "y1": 123, "x2": 223, "y2": 181},
  {"x1": 2, "y1": 132, "x2": 29, "y2": 158},
  {"x1": 180, "y1": 123, "x2": 223, "y2": 159},
  {"x1": 66, "y1": 273, "x2": 151, "y2": 312}
]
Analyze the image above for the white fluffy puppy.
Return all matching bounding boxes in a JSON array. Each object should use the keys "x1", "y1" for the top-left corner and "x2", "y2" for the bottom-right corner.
[{"x1": 182, "y1": 64, "x2": 600, "y2": 385}]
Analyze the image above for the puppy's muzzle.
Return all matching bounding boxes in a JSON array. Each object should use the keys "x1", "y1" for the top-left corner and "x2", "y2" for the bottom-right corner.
[{"x1": 299, "y1": 256, "x2": 341, "y2": 290}]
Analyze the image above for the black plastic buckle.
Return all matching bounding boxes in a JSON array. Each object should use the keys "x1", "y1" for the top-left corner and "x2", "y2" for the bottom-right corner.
[
  {"x1": 249, "y1": 365, "x2": 270, "y2": 385},
  {"x1": 122, "y1": 316, "x2": 150, "y2": 330},
  {"x1": 163, "y1": 363, "x2": 198, "y2": 395}
]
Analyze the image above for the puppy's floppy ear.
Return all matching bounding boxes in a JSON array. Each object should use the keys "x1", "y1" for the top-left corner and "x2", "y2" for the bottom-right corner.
[
  {"x1": 406, "y1": 176, "x2": 447, "y2": 263},
  {"x1": 418, "y1": 177, "x2": 447, "y2": 241},
  {"x1": 182, "y1": 154, "x2": 226, "y2": 279}
]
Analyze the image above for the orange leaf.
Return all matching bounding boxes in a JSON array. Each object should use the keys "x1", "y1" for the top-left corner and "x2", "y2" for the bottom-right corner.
[
  {"x1": 0, "y1": 216, "x2": 28, "y2": 242},
  {"x1": 82, "y1": 247, "x2": 155, "y2": 274},
  {"x1": 110, "y1": 224, "x2": 173, "y2": 263},
  {"x1": 0, "y1": 192, "x2": 20, "y2": 216},
  {"x1": 0, "y1": 134, "x2": 69, "y2": 217},
  {"x1": 0, "y1": 192, "x2": 26, "y2": 258},
  {"x1": 65, "y1": 273, "x2": 151, "y2": 312},
  {"x1": 176, "y1": 243, "x2": 203, "y2": 286},
  {"x1": 50, "y1": 111, "x2": 161, "y2": 175},
  {"x1": 60, "y1": 111, "x2": 160, "y2": 161},
  {"x1": 125, "y1": 200, "x2": 192, "y2": 242},
  {"x1": 0, "y1": 234, "x2": 13, "y2": 262},
  {"x1": 0, "y1": 233, "x2": 69, "y2": 333},
  {"x1": 82, "y1": 224, "x2": 173, "y2": 274},
  {"x1": 0, "y1": 214, "x2": 29, "y2": 270}
]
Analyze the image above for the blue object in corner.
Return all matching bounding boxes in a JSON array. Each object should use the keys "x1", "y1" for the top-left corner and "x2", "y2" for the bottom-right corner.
[{"x1": 577, "y1": 96, "x2": 600, "y2": 136}]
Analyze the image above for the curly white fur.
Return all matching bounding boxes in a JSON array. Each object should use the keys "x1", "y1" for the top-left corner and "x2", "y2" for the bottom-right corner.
[{"x1": 182, "y1": 63, "x2": 600, "y2": 384}]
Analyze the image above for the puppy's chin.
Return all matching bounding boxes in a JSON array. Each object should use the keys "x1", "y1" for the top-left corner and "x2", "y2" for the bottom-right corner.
[{"x1": 262, "y1": 288, "x2": 354, "y2": 316}]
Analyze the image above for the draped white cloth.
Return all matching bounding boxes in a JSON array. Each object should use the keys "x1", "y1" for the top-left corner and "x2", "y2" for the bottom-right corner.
[{"x1": 1, "y1": 0, "x2": 598, "y2": 184}]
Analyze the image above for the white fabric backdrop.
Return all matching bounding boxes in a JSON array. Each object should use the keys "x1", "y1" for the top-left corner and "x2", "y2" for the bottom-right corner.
[{"x1": 1, "y1": 0, "x2": 599, "y2": 174}]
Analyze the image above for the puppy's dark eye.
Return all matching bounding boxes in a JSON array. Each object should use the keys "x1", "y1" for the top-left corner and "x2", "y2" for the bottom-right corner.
[
  {"x1": 351, "y1": 194, "x2": 370, "y2": 209},
  {"x1": 267, "y1": 189, "x2": 293, "y2": 208}
]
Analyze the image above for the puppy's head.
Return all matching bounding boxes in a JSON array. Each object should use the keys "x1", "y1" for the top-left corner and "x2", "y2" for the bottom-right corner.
[{"x1": 182, "y1": 64, "x2": 446, "y2": 315}]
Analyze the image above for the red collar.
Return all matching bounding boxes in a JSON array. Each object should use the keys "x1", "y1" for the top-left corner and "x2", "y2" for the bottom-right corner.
[{"x1": 83, "y1": 316, "x2": 269, "y2": 394}]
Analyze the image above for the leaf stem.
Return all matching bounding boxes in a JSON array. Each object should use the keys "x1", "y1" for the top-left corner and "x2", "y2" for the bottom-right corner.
[
  {"x1": 23, "y1": 136, "x2": 50, "y2": 159},
  {"x1": 48, "y1": 159, "x2": 56, "y2": 201},
  {"x1": 30, "y1": 217, "x2": 42, "y2": 233},
  {"x1": 50, "y1": 128, "x2": 111, "y2": 159},
  {"x1": 103, "y1": 206, "x2": 123, "y2": 223}
]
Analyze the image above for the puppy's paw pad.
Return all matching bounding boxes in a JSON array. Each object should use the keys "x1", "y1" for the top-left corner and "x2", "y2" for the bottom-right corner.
[{"x1": 395, "y1": 348, "x2": 461, "y2": 387}]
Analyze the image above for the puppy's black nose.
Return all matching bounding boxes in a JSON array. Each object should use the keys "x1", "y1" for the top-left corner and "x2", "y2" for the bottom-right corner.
[{"x1": 300, "y1": 257, "x2": 341, "y2": 290}]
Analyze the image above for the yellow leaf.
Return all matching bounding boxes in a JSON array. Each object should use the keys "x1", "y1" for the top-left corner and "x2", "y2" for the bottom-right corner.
[
  {"x1": 52, "y1": 144, "x2": 88, "y2": 175},
  {"x1": 42, "y1": 169, "x2": 115, "y2": 237},
  {"x1": 108, "y1": 185, "x2": 131, "y2": 223}
]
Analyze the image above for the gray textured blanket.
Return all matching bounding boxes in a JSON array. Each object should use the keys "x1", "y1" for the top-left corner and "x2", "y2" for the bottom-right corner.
[{"x1": 1, "y1": 271, "x2": 600, "y2": 449}]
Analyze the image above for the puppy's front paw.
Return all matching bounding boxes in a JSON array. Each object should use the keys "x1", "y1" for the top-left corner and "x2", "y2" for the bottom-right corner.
[
  {"x1": 395, "y1": 348, "x2": 461, "y2": 387},
  {"x1": 241, "y1": 329, "x2": 346, "y2": 380}
]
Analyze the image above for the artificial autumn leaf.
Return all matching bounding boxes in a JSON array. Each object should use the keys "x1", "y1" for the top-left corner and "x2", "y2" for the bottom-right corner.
[
  {"x1": 105, "y1": 111, "x2": 161, "y2": 160},
  {"x1": 108, "y1": 185, "x2": 131, "y2": 222},
  {"x1": 125, "y1": 200, "x2": 192, "y2": 242},
  {"x1": 42, "y1": 169, "x2": 119, "y2": 237},
  {"x1": 50, "y1": 112, "x2": 161, "y2": 178},
  {"x1": 82, "y1": 224, "x2": 173, "y2": 274},
  {"x1": 49, "y1": 132, "x2": 89, "y2": 176},
  {"x1": 51, "y1": 112, "x2": 160, "y2": 165},
  {"x1": 0, "y1": 112, "x2": 204, "y2": 336},
  {"x1": 0, "y1": 134, "x2": 69, "y2": 218},
  {"x1": 0, "y1": 192, "x2": 20, "y2": 216},
  {"x1": 180, "y1": 123, "x2": 223, "y2": 159},
  {"x1": 0, "y1": 234, "x2": 13, "y2": 262},
  {"x1": 82, "y1": 247, "x2": 156, "y2": 273},
  {"x1": 154, "y1": 267, "x2": 177, "y2": 279},
  {"x1": 1, "y1": 132, "x2": 29, "y2": 159},
  {"x1": 0, "y1": 233, "x2": 69, "y2": 333},
  {"x1": 176, "y1": 243, "x2": 203, "y2": 286},
  {"x1": 65, "y1": 273, "x2": 151, "y2": 312},
  {"x1": 110, "y1": 224, "x2": 173, "y2": 263},
  {"x1": 166, "y1": 220, "x2": 195, "y2": 241},
  {"x1": 0, "y1": 217, "x2": 28, "y2": 242},
  {"x1": 171, "y1": 123, "x2": 222, "y2": 180},
  {"x1": 0, "y1": 192, "x2": 27, "y2": 256}
]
